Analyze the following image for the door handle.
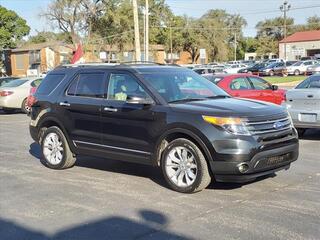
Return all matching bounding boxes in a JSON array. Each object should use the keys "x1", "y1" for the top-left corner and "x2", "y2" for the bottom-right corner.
[
  {"x1": 59, "y1": 102, "x2": 70, "y2": 107},
  {"x1": 103, "y1": 107, "x2": 118, "y2": 112}
]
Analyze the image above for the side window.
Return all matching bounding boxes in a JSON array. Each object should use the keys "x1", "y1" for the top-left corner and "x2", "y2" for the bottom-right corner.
[
  {"x1": 67, "y1": 73, "x2": 105, "y2": 98},
  {"x1": 31, "y1": 78, "x2": 42, "y2": 87},
  {"x1": 37, "y1": 74, "x2": 65, "y2": 95},
  {"x1": 230, "y1": 77, "x2": 252, "y2": 90},
  {"x1": 107, "y1": 73, "x2": 149, "y2": 101},
  {"x1": 248, "y1": 77, "x2": 272, "y2": 90},
  {"x1": 304, "y1": 61, "x2": 312, "y2": 66}
]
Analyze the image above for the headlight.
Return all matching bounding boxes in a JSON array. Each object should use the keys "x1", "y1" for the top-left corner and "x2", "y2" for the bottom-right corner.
[{"x1": 202, "y1": 116, "x2": 250, "y2": 136}]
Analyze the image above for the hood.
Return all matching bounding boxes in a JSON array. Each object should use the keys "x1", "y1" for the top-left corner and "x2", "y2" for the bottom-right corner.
[{"x1": 171, "y1": 98, "x2": 285, "y2": 118}]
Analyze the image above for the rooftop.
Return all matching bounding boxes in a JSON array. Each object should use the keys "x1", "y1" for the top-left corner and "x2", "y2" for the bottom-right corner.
[{"x1": 280, "y1": 30, "x2": 320, "y2": 43}]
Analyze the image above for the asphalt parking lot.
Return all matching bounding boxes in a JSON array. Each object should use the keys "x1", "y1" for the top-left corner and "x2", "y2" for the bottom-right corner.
[{"x1": 0, "y1": 112, "x2": 319, "y2": 240}]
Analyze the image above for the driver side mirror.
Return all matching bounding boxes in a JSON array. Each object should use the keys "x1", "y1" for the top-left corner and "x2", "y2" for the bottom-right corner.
[
  {"x1": 126, "y1": 96, "x2": 154, "y2": 105},
  {"x1": 272, "y1": 85, "x2": 278, "y2": 90}
]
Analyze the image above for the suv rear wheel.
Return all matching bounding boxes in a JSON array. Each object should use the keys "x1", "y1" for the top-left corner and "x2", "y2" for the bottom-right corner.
[
  {"x1": 161, "y1": 138, "x2": 211, "y2": 193},
  {"x1": 41, "y1": 126, "x2": 76, "y2": 169}
]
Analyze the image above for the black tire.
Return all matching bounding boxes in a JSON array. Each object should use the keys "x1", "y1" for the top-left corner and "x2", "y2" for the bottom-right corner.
[
  {"x1": 296, "y1": 128, "x2": 306, "y2": 138},
  {"x1": 2, "y1": 108, "x2": 15, "y2": 114},
  {"x1": 41, "y1": 126, "x2": 76, "y2": 169},
  {"x1": 161, "y1": 138, "x2": 211, "y2": 193},
  {"x1": 294, "y1": 70, "x2": 300, "y2": 76},
  {"x1": 21, "y1": 98, "x2": 30, "y2": 114}
]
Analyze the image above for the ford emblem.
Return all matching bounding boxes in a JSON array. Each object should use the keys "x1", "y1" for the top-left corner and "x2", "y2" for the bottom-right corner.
[{"x1": 273, "y1": 121, "x2": 283, "y2": 130}]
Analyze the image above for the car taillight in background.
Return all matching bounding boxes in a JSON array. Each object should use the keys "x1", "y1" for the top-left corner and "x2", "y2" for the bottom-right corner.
[
  {"x1": 27, "y1": 87, "x2": 38, "y2": 108},
  {"x1": 0, "y1": 91, "x2": 14, "y2": 97}
]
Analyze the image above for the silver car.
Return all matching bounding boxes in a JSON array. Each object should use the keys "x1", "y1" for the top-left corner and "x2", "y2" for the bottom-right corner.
[
  {"x1": 283, "y1": 74, "x2": 320, "y2": 136},
  {"x1": 0, "y1": 77, "x2": 42, "y2": 113}
]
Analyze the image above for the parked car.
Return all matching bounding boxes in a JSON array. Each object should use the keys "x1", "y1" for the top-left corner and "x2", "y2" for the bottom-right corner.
[
  {"x1": 283, "y1": 74, "x2": 320, "y2": 136},
  {"x1": 286, "y1": 60, "x2": 319, "y2": 75},
  {"x1": 224, "y1": 64, "x2": 247, "y2": 74},
  {"x1": 238, "y1": 62, "x2": 268, "y2": 74},
  {"x1": 207, "y1": 74, "x2": 286, "y2": 105},
  {"x1": 0, "y1": 77, "x2": 19, "y2": 87},
  {"x1": 193, "y1": 67, "x2": 215, "y2": 75},
  {"x1": 266, "y1": 59, "x2": 284, "y2": 64},
  {"x1": 273, "y1": 61, "x2": 297, "y2": 76},
  {"x1": 259, "y1": 62, "x2": 286, "y2": 76},
  {"x1": 29, "y1": 64, "x2": 298, "y2": 193},
  {"x1": 0, "y1": 77, "x2": 42, "y2": 113},
  {"x1": 306, "y1": 63, "x2": 320, "y2": 75}
]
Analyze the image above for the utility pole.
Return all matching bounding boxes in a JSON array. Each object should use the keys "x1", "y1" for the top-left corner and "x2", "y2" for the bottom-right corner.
[
  {"x1": 280, "y1": 0, "x2": 291, "y2": 65},
  {"x1": 170, "y1": 22, "x2": 173, "y2": 63},
  {"x1": 145, "y1": 0, "x2": 149, "y2": 61},
  {"x1": 234, "y1": 33, "x2": 237, "y2": 61},
  {"x1": 132, "y1": 0, "x2": 141, "y2": 61}
]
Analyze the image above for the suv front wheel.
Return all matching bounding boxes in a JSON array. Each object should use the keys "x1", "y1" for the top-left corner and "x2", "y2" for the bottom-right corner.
[
  {"x1": 41, "y1": 126, "x2": 76, "y2": 169},
  {"x1": 161, "y1": 138, "x2": 211, "y2": 193}
]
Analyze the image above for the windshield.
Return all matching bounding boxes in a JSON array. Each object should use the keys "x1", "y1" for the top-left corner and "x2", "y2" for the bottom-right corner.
[
  {"x1": 140, "y1": 68, "x2": 229, "y2": 103},
  {"x1": 292, "y1": 62, "x2": 303, "y2": 66},
  {"x1": 1, "y1": 79, "x2": 28, "y2": 88}
]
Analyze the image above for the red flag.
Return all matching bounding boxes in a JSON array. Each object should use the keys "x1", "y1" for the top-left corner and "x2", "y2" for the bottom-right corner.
[{"x1": 71, "y1": 43, "x2": 84, "y2": 64}]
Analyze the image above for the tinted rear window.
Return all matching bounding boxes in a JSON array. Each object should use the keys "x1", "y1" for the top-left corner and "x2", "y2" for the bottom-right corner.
[
  {"x1": 37, "y1": 74, "x2": 65, "y2": 95},
  {"x1": 1, "y1": 79, "x2": 28, "y2": 87}
]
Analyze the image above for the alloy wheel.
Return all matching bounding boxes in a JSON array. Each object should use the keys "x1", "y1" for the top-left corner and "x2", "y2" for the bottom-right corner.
[
  {"x1": 165, "y1": 146, "x2": 198, "y2": 187},
  {"x1": 43, "y1": 133, "x2": 64, "y2": 165}
]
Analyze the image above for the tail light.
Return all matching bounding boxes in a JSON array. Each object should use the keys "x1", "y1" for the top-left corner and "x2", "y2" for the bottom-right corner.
[
  {"x1": 27, "y1": 87, "x2": 38, "y2": 108},
  {"x1": 0, "y1": 91, "x2": 14, "y2": 97}
]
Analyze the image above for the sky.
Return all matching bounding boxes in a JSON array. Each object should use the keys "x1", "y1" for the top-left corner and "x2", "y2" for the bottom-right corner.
[{"x1": 0, "y1": 0, "x2": 320, "y2": 37}]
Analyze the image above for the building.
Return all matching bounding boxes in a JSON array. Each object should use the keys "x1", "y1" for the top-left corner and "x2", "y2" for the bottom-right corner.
[
  {"x1": 10, "y1": 42, "x2": 72, "y2": 77},
  {"x1": 244, "y1": 52, "x2": 278, "y2": 61},
  {"x1": 279, "y1": 30, "x2": 320, "y2": 61}
]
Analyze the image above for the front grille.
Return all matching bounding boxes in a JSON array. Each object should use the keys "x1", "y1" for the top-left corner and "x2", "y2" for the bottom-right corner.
[{"x1": 246, "y1": 116, "x2": 292, "y2": 136}]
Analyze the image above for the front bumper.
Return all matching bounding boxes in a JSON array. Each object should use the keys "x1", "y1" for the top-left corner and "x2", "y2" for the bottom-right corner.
[{"x1": 210, "y1": 142, "x2": 299, "y2": 183}]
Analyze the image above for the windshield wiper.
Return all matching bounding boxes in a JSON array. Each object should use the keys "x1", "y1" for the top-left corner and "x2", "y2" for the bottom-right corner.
[
  {"x1": 205, "y1": 95, "x2": 230, "y2": 99},
  {"x1": 168, "y1": 98, "x2": 207, "y2": 103}
]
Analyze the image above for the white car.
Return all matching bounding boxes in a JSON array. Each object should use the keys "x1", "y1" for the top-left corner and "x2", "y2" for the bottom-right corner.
[
  {"x1": 224, "y1": 64, "x2": 247, "y2": 74},
  {"x1": 0, "y1": 77, "x2": 42, "y2": 113},
  {"x1": 306, "y1": 64, "x2": 320, "y2": 75},
  {"x1": 283, "y1": 74, "x2": 320, "y2": 136},
  {"x1": 286, "y1": 60, "x2": 318, "y2": 75}
]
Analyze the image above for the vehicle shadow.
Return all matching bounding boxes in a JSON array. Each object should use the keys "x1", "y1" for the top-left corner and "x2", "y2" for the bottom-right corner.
[
  {"x1": 0, "y1": 209, "x2": 193, "y2": 240},
  {"x1": 299, "y1": 129, "x2": 320, "y2": 140},
  {"x1": 29, "y1": 142, "x2": 277, "y2": 192}
]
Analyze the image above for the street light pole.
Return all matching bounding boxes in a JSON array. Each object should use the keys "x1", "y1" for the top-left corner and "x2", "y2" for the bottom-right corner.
[
  {"x1": 132, "y1": 0, "x2": 141, "y2": 61},
  {"x1": 280, "y1": 0, "x2": 291, "y2": 65},
  {"x1": 234, "y1": 33, "x2": 237, "y2": 62},
  {"x1": 145, "y1": 0, "x2": 149, "y2": 61}
]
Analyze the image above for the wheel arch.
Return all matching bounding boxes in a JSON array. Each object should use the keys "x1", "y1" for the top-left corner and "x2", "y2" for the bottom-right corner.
[{"x1": 154, "y1": 128, "x2": 213, "y2": 167}]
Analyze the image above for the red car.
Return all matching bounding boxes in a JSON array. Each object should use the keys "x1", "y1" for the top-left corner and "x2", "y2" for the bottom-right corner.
[{"x1": 203, "y1": 74, "x2": 286, "y2": 105}]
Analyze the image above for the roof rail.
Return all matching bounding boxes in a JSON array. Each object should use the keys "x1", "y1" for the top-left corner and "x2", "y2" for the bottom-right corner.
[
  {"x1": 119, "y1": 61, "x2": 165, "y2": 65},
  {"x1": 58, "y1": 62, "x2": 120, "y2": 68}
]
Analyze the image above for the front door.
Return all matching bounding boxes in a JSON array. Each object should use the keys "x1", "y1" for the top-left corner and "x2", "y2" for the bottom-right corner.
[
  {"x1": 100, "y1": 71, "x2": 156, "y2": 163},
  {"x1": 247, "y1": 76, "x2": 276, "y2": 103},
  {"x1": 57, "y1": 70, "x2": 107, "y2": 145}
]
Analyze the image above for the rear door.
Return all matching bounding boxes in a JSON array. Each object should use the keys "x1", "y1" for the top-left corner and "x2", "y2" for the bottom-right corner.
[
  {"x1": 57, "y1": 70, "x2": 107, "y2": 145},
  {"x1": 225, "y1": 76, "x2": 256, "y2": 99},
  {"x1": 286, "y1": 76, "x2": 320, "y2": 125}
]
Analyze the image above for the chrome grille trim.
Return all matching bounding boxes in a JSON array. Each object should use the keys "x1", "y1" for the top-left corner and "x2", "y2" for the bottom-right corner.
[{"x1": 246, "y1": 117, "x2": 292, "y2": 135}]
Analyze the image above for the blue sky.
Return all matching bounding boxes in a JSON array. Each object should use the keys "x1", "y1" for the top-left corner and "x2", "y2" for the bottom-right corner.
[{"x1": 0, "y1": 0, "x2": 319, "y2": 37}]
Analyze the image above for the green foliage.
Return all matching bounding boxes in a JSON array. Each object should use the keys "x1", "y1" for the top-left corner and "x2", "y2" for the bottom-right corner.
[
  {"x1": 256, "y1": 17, "x2": 295, "y2": 41},
  {"x1": 0, "y1": 5, "x2": 30, "y2": 49},
  {"x1": 28, "y1": 31, "x2": 73, "y2": 44}
]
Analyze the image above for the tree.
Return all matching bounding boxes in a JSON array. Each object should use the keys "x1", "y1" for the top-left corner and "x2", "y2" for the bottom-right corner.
[
  {"x1": 28, "y1": 31, "x2": 73, "y2": 44},
  {"x1": 256, "y1": 17, "x2": 294, "y2": 41},
  {"x1": 0, "y1": 5, "x2": 30, "y2": 49},
  {"x1": 43, "y1": 0, "x2": 103, "y2": 46}
]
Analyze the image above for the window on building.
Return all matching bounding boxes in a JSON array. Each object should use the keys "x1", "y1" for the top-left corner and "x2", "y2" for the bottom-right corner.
[{"x1": 15, "y1": 53, "x2": 25, "y2": 70}]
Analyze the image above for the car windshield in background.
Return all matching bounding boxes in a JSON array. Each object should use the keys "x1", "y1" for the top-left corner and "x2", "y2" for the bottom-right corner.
[
  {"x1": 203, "y1": 75, "x2": 224, "y2": 84},
  {"x1": 292, "y1": 62, "x2": 303, "y2": 66},
  {"x1": 1, "y1": 79, "x2": 28, "y2": 88},
  {"x1": 296, "y1": 75, "x2": 320, "y2": 89},
  {"x1": 140, "y1": 68, "x2": 229, "y2": 103}
]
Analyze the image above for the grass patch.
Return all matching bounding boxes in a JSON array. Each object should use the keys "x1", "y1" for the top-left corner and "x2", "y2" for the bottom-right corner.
[{"x1": 263, "y1": 75, "x2": 306, "y2": 84}]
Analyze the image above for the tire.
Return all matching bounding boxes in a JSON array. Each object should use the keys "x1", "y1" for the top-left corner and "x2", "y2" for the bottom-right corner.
[
  {"x1": 21, "y1": 98, "x2": 30, "y2": 114},
  {"x1": 2, "y1": 108, "x2": 15, "y2": 114},
  {"x1": 294, "y1": 70, "x2": 300, "y2": 76},
  {"x1": 161, "y1": 138, "x2": 211, "y2": 193},
  {"x1": 269, "y1": 70, "x2": 274, "y2": 76},
  {"x1": 248, "y1": 71, "x2": 252, "y2": 74},
  {"x1": 296, "y1": 128, "x2": 306, "y2": 138},
  {"x1": 41, "y1": 126, "x2": 76, "y2": 169}
]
